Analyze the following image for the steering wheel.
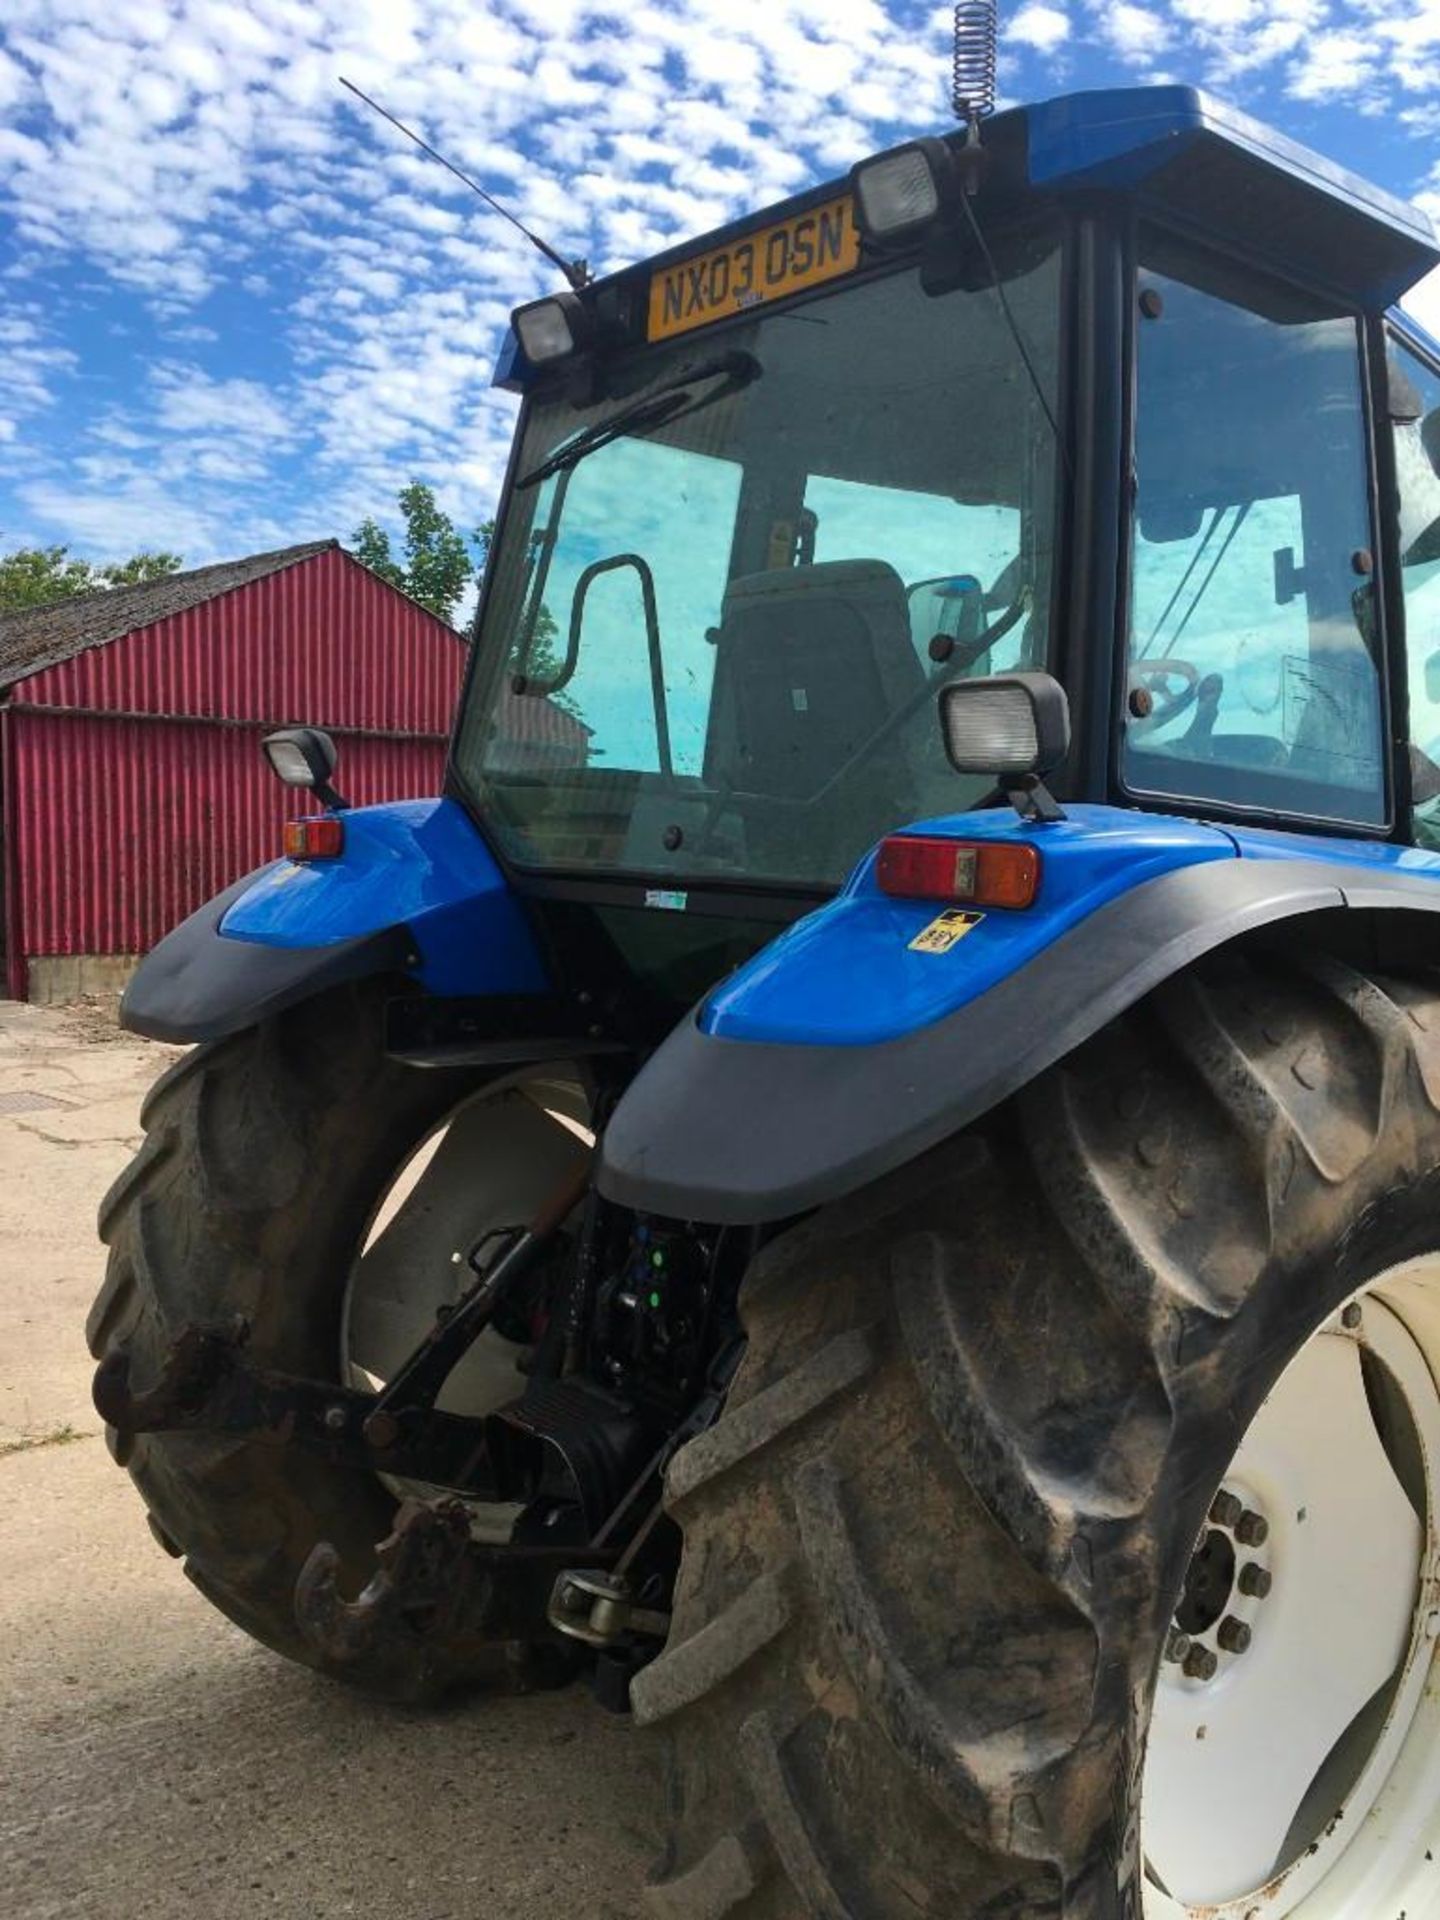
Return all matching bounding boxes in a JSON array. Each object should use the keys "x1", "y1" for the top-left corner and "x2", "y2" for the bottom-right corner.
[{"x1": 1131, "y1": 657, "x2": 1201, "y2": 730}]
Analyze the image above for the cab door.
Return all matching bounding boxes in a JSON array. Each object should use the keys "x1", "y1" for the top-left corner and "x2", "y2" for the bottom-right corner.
[
  {"x1": 1117, "y1": 233, "x2": 1388, "y2": 833},
  {"x1": 1385, "y1": 327, "x2": 1440, "y2": 848}
]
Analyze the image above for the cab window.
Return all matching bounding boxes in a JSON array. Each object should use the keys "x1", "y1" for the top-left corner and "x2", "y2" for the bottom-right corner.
[
  {"x1": 1388, "y1": 336, "x2": 1440, "y2": 848},
  {"x1": 801, "y1": 474, "x2": 1030, "y2": 675},
  {"x1": 1122, "y1": 242, "x2": 1385, "y2": 828},
  {"x1": 461, "y1": 236, "x2": 1063, "y2": 891}
]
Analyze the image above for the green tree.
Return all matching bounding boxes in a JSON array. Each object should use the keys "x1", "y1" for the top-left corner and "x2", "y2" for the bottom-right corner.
[
  {"x1": 349, "y1": 518, "x2": 406, "y2": 593},
  {"x1": 96, "y1": 551, "x2": 185, "y2": 589},
  {"x1": 351, "y1": 482, "x2": 474, "y2": 625},
  {"x1": 473, "y1": 519, "x2": 578, "y2": 716},
  {"x1": 354, "y1": 492, "x2": 577, "y2": 715},
  {"x1": 0, "y1": 544, "x2": 182, "y2": 612}
]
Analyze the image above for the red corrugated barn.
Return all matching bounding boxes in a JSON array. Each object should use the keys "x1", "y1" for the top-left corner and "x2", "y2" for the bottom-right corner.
[{"x1": 0, "y1": 540, "x2": 464, "y2": 1003}]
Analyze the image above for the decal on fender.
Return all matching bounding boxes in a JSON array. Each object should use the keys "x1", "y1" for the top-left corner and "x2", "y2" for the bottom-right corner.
[{"x1": 908, "y1": 909, "x2": 984, "y2": 953}]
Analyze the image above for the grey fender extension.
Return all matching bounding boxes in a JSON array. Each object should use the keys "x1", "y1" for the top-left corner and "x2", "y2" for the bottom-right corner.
[
  {"x1": 121, "y1": 871, "x2": 412, "y2": 1044},
  {"x1": 597, "y1": 858, "x2": 1440, "y2": 1224}
]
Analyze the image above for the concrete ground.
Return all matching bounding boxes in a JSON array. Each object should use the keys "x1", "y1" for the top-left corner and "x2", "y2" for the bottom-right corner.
[{"x1": 0, "y1": 999, "x2": 658, "y2": 1920}]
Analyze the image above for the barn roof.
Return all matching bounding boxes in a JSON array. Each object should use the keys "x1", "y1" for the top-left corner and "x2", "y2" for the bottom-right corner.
[{"x1": 0, "y1": 540, "x2": 338, "y2": 692}]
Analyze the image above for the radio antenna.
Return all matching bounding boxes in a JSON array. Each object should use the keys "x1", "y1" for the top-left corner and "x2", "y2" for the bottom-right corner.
[
  {"x1": 339, "y1": 77, "x2": 590, "y2": 290},
  {"x1": 951, "y1": 0, "x2": 998, "y2": 129}
]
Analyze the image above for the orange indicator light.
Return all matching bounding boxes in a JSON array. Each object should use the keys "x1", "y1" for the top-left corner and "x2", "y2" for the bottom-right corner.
[
  {"x1": 876, "y1": 835, "x2": 1039, "y2": 909},
  {"x1": 283, "y1": 817, "x2": 345, "y2": 861}
]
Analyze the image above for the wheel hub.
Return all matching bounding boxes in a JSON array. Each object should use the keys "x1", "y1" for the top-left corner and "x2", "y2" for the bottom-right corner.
[{"x1": 1165, "y1": 1493, "x2": 1272, "y2": 1686}]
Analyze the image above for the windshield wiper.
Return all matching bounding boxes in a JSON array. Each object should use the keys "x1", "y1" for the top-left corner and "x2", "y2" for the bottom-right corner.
[{"x1": 515, "y1": 350, "x2": 761, "y2": 490}]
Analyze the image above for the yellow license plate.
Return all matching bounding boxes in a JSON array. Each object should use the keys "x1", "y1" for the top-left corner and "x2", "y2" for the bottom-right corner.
[{"x1": 647, "y1": 195, "x2": 860, "y2": 342}]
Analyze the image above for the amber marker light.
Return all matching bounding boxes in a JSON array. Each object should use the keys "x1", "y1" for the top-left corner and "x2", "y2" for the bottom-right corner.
[
  {"x1": 283, "y1": 817, "x2": 345, "y2": 861},
  {"x1": 876, "y1": 835, "x2": 1040, "y2": 909}
]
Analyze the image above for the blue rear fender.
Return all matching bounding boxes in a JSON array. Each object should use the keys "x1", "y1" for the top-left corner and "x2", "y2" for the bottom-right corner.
[
  {"x1": 701, "y1": 808, "x2": 1236, "y2": 1047},
  {"x1": 121, "y1": 797, "x2": 549, "y2": 1043},
  {"x1": 599, "y1": 804, "x2": 1440, "y2": 1224}
]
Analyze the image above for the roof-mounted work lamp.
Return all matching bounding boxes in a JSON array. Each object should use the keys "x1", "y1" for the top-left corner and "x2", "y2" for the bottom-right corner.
[
  {"x1": 850, "y1": 138, "x2": 956, "y2": 245},
  {"x1": 939, "y1": 672, "x2": 1071, "y2": 822},
  {"x1": 512, "y1": 290, "x2": 592, "y2": 369}
]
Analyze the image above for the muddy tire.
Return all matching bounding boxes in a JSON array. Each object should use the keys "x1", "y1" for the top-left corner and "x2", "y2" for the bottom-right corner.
[
  {"x1": 636, "y1": 948, "x2": 1440, "y2": 1916},
  {"x1": 88, "y1": 983, "x2": 544, "y2": 1699}
]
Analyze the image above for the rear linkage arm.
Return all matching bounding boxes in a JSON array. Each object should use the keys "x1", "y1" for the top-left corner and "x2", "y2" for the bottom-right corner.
[
  {"x1": 91, "y1": 1158, "x2": 598, "y2": 1498},
  {"x1": 91, "y1": 1320, "x2": 505, "y2": 1495}
]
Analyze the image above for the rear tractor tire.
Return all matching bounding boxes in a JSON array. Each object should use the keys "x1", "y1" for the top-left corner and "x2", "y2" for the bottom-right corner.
[
  {"x1": 638, "y1": 949, "x2": 1440, "y2": 1918},
  {"x1": 88, "y1": 984, "x2": 583, "y2": 1700}
]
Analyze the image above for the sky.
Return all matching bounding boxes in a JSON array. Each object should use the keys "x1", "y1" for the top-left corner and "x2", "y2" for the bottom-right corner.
[{"x1": 2, "y1": 0, "x2": 1440, "y2": 577}]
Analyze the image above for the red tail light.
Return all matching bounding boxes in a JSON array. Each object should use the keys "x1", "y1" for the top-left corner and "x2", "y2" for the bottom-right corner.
[
  {"x1": 284, "y1": 817, "x2": 345, "y2": 861},
  {"x1": 877, "y1": 834, "x2": 1039, "y2": 909}
]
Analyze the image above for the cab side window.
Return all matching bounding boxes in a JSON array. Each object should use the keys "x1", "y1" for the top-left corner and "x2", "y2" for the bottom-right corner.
[
  {"x1": 1123, "y1": 243, "x2": 1385, "y2": 828},
  {"x1": 1389, "y1": 338, "x2": 1440, "y2": 848}
]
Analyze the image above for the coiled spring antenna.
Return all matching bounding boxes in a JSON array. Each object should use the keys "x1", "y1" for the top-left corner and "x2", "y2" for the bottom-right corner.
[{"x1": 951, "y1": 0, "x2": 998, "y2": 128}]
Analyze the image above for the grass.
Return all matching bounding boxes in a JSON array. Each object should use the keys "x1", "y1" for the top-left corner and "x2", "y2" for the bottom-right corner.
[{"x1": 0, "y1": 1422, "x2": 90, "y2": 1460}]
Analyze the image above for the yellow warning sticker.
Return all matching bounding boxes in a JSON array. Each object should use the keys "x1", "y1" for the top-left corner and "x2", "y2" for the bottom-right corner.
[{"x1": 908, "y1": 909, "x2": 984, "y2": 954}]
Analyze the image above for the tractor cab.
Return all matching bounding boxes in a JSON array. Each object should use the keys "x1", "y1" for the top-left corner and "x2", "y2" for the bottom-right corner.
[{"x1": 452, "y1": 87, "x2": 1440, "y2": 1007}]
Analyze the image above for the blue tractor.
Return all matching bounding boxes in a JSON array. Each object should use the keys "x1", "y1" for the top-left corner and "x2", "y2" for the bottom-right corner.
[{"x1": 91, "y1": 79, "x2": 1440, "y2": 1919}]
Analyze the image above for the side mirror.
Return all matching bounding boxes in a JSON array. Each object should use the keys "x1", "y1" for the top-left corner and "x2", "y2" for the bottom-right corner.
[
  {"x1": 1138, "y1": 500, "x2": 1206, "y2": 544},
  {"x1": 262, "y1": 727, "x2": 348, "y2": 811},
  {"x1": 938, "y1": 672, "x2": 1070, "y2": 822}
]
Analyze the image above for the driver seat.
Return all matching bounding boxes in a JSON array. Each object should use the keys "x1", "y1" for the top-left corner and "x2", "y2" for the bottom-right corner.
[{"x1": 704, "y1": 559, "x2": 925, "y2": 799}]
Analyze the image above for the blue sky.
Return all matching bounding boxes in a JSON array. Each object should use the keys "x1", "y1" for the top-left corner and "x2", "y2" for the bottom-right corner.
[{"x1": 1, "y1": 0, "x2": 1439, "y2": 576}]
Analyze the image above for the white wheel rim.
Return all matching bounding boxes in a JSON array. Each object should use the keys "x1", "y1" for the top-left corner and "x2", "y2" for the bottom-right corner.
[
  {"x1": 1143, "y1": 1255, "x2": 1440, "y2": 1918},
  {"x1": 339, "y1": 1069, "x2": 591, "y2": 1525}
]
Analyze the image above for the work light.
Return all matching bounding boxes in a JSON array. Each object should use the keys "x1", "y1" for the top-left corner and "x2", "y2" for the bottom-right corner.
[
  {"x1": 850, "y1": 139, "x2": 950, "y2": 244},
  {"x1": 513, "y1": 291, "x2": 589, "y2": 367},
  {"x1": 939, "y1": 673, "x2": 1070, "y2": 780},
  {"x1": 262, "y1": 727, "x2": 348, "y2": 810}
]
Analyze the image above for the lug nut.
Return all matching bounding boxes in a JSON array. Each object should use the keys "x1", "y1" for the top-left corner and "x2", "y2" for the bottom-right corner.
[
  {"x1": 1210, "y1": 1490, "x2": 1244, "y2": 1529},
  {"x1": 1342, "y1": 1302, "x2": 1363, "y2": 1330},
  {"x1": 1184, "y1": 1644, "x2": 1219, "y2": 1681},
  {"x1": 1164, "y1": 1628, "x2": 1192, "y2": 1664},
  {"x1": 323, "y1": 1404, "x2": 347, "y2": 1433},
  {"x1": 1218, "y1": 1616, "x2": 1252, "y2": 1654},
  {"x1": 1238, "y1": 1562, "x2": 1272, "y2": 1599},
  {"x1": 1235, "y1": 1509, "x2": 1269, "y2": 1548}
]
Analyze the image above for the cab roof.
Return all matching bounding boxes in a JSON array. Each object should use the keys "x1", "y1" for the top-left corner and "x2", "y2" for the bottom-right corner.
[{"x1": 1027, "y1": 86, "x2": 1437, "y2": 304}]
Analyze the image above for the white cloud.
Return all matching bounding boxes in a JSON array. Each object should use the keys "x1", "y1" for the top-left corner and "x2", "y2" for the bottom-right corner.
[
  {"x1": 150, "y1": 365, "x2": 295, "y2": 442},
  {"x1": 1010, "y1": 5, "x2": 1072, "y2": 53},
  {"x1": 1286, "y1": 28, "x2": 1380, "y2": 101},
  {"x1": 0, "y1": 46, "x2": 31, "y2": 113},
  {"x1": 18, "y1": 472, "x2": 283, "y2": 564},
  {"x1": 0, "y1": 309, "x2": 76, "y2": 429},
  {"x1": 1405, "y1": 264, "x2": 1440, "y2": 343},
  {"x1": 1, "y1": 0, "x2": 1438, "y2": 571},
  {"x1": 1102, "y1": 2, "x2": 1174, "y2": 60},
  {"x1": 0, "y1": 0, "x2": 966, "y2": 561}
]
